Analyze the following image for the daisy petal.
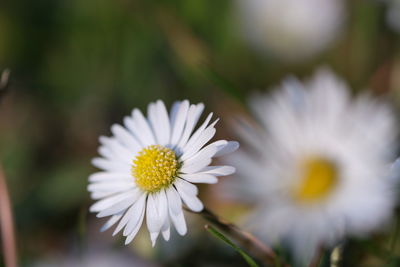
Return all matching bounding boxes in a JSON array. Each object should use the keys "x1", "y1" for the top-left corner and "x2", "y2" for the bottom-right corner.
[
  {"x1": 178, "y1": 191, "x2": 203, "y2": 212},
  {"x1": 146, "y1": 192, "x2": 168, "y2": 233},
  {"x1": 169, "y1": 101, "x2": 181, "y2": 126},
  {"x1": 199, "y1": 166, "x2": 236, "y2": 176},
  {"x1": 161, "y1": 219, "x2": 171, "y2": 241},
  {"x1": 113, "y1": 194, "x2": 146, "y2": 236},
  {"x1": 124, "y1": 206, "x2": 146, "y2": 245},
  {"x1": 147, "y1": 102, "x2": 162, "y2": 144},
  {"x1": 97, "y1": 189, "x2": 141, "y2": 217},
  {"x1": 113, "y1": 193, "x2": 145, "y2": 236},
  {"x1": 89, "y1": 172, "x2": 131, "y2": 183},
  {"x1": 177, "y1": 103, "x2": 204, "y2": 149},
  {"x1": 182, "y1": 140, "x2": 222, "y2": 163},
  {"x1": 90, "y1": 190, "x2": 137, "y2": 213},
  {"x1": 111, "y1": 124, "x2": 141, "y2": 153},
  {"x1": 166, "y1": 187, "x2": 182, "y2": 216},
  {"x1": 100, "y1": 212, "x2": 124, "y2": 232},
  {"x1": 181, "y1": 157, "x2": 212, "y2": 174},
  {"x1": 98, "y1": 137, "x2": 133, "y2": 164},
  {"x1": 123, "y1": 194, "x2": 147, "y2": 236},
  {"x1": 180, "y1": 173, "x2": 218, "y2": 184},
  {"x1": 175, "y1": 181, "x2": 203, "y2": 212},
  {"x1": 170, "y1": 210, "x2": 187, "y2": 236},
  {"x1": 181, "y1": 113, "x2": 214, "y2": 153},
  {"x1": 180, "y1": 126, "x2": 217, "y2": 160},
  {"x1": 132, "y1": 108, "x2": 156, "y2": 146},
  {"x1": 87, "y1": 181, "x2": 134, "y2": 193},
  {"x1": 214, "y1": 141, "x2": 240, "y2": 157},
  {"x1": 150, "y1": 232, "x2": 160, "y2": 247},
  {"x1": 156, "y1": 100, "x2": 171, "y2": 145},
  {"x1": 92, "y1": 158, "x2": 131, "y2": 173},
  {"x1": 174, "y1": 178, "x2": 198, "y2": 196},
  {"x1": 170, "y1": 100, "x2": 190, "y2": 146}
]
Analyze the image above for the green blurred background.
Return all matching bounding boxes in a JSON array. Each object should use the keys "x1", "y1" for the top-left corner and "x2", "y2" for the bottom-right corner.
[{"x1": 1, "y1": 0, "x2": 400, "y2": 266}]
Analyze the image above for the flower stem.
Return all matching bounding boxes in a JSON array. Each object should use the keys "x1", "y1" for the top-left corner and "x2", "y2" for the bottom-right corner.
[
  {"x1": 192, "y1": 207, "x2": 287, "y2": 266},
  {"x1": 0, "y1": 165, "x2": 18, "y2": 267}
]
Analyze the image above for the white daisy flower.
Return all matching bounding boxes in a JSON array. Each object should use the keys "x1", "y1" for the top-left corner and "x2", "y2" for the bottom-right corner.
[
  {"x1": 230, "y1": 68, "x2": 398, "y2": 262},
  {"x1": 88, "y1": 100, "x2": 239, "y2": 246},
  {"x1": 235, "y1": 0, "x2": 346, "y2": 62}
]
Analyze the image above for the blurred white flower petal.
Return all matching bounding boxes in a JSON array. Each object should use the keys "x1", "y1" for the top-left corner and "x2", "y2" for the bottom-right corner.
[
  {"x1": 235, "y1": 0, "x2": 346, "y2": 62},
  {"x1": 229, "y1": 68, "x2": 398, "y2": 263}
]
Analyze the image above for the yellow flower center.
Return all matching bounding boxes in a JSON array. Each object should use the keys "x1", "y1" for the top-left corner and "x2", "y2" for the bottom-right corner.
[
  {"x1": 294, "y1": 157, "x2": 338, "y2": 203},
  {"x1": 132, "y1": 145, "x2": 179, "y2": 193}
]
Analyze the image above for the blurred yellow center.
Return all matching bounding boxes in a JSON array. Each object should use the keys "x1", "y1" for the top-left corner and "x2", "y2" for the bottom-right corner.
[
  {"x1": 294, "y1": 157, "x2": 338, "y2": 203},
  {"x1": 132, "y1": 145, "x2": 179, "y2": 193}
]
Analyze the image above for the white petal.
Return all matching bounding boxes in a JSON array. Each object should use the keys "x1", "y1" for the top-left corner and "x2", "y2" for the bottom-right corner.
[
  {"x1": 175, "y1": 183, "x2": 203, "y2": 212},
  {"x1": 147, "y1": 102, "x2": 160, "y2": 141},
  {"x1": 111, "y1": 124, "x2": 141, "y2": 153},
  {"x1": 180, "y1": 173, "x2": 218, "y2": 184},
  {"x1": 132, "y1": 108, "x2": 156, "y2": 146},
  {"x1": 91, "y1": 191, "x2": 120, "y2": 200},
  {"x1": 177, "y1": 103, "x2": 204, "y2": 149},
  {"x1": 98, "y1": 137, "x2": 133, "y2": 164},
  {"x1": 98, "y1": 146, "x2": 113, "y2": 160},
  {"x1": 181, "y1": 157, "x2": 212, "y2": 174},
  {"x1": 113, "y1": 193, "x2": 146, "y2": 236},
  {"x1": 100, "y1": 212, "x2": 123, "y2": 232},
  {"x1": 123, "y1": 116, "x2": 149, "y2": 148},
  {"x1": 180, "y1": 112, "x2": 213, "y2": 152},
  {"x1": 199, "y1": 166, "x2": 236, "y2": 176},
  {"x1": 92, "y1": 158, "x2": 131, "y2": 173},
  {"x1": 170, "y1": 210, "x2": 187, "y2": 236},
  {"x1": 124, "y1": 205, "x2": 146, "y2": 245},
  {"x1": 156, "y1": 100, "x2": 171, "y2": 145},
  {"x1": 214, "y1": 141, "x2": 240, "y2": 157},
  {"x1": 166, "y1": 187, "x2": 182, "y2": 216},
  {"x1": 97, "y1": 189, "x2": 141, "y2": 217},
  {"x1": 170, "y1": 100, "x2": 190, "y2": 146},
  {"x1": 181, "y1": 194, "x2": 203, "y2": 212},
  {"x1": 123, "y1": 194, "x2": 147, "y2": 236},
  {"x1": 174, "y1": 178, "x2": 198, "y2": 196},
  {"x1": 161, "y1": 219, "x2": 171, "y2": 241},
  {"x1": 146, "y1": 192, "x2": 167, "y2": 233},
  {"x1": 169, "y1": 101, "x2": 182, "y2": 126},
  {"x1": 89, "y1": 172, "x2": 131, "y2": 183},
  {"x1": 90, "y1": 190, "x2": 137, "y2": 212},
  {"x1": 182, "y1": 140, "x2": 221, "y2": 163},
  {"x1": 150, "y1": 232, "x2": 159, "y2": 247},
  {"x1": 180, "y1": 126, "x2": 217, "y2": 161},
  {"x1": 87, "y1": 181, "x2": 134, "y2": 193}
]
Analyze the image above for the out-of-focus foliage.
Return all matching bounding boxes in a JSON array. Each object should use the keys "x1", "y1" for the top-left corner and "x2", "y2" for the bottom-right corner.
[{"x1": 1, "y1": 0, "x2": 400, "y2": 266}]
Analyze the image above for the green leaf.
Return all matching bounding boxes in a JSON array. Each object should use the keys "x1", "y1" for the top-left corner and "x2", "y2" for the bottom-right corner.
[{"x1": 205, "y1": 224, "x2": 259, "y2": 267}]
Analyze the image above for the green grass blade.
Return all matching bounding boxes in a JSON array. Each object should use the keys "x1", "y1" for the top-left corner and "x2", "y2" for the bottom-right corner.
[{"x1": 205, "y1": 224, "x2": 259, "y2": 267}]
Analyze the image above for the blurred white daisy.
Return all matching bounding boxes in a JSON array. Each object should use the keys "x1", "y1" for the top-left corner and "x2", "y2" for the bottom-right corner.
[
  {"x1": 88, "y1": 100, "x2": 238, "y2": 246},
  {"x1": 235, "y1": 0, "x2": 346, "y2": 62},
  {"x1": 230, "y1": 68, "x2": 398, "y2": 262}
]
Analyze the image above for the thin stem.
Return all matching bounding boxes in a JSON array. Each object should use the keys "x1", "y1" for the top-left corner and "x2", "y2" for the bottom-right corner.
[
  {"x1": 190, "y1": 207, "x2": 288, "y2": 266},
  {"x1": 0, "y1": 165, "x2": 18, "y2": 267},
  {"x1": 205, "y1": 224, "x2": 259, "y2": 267}
]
